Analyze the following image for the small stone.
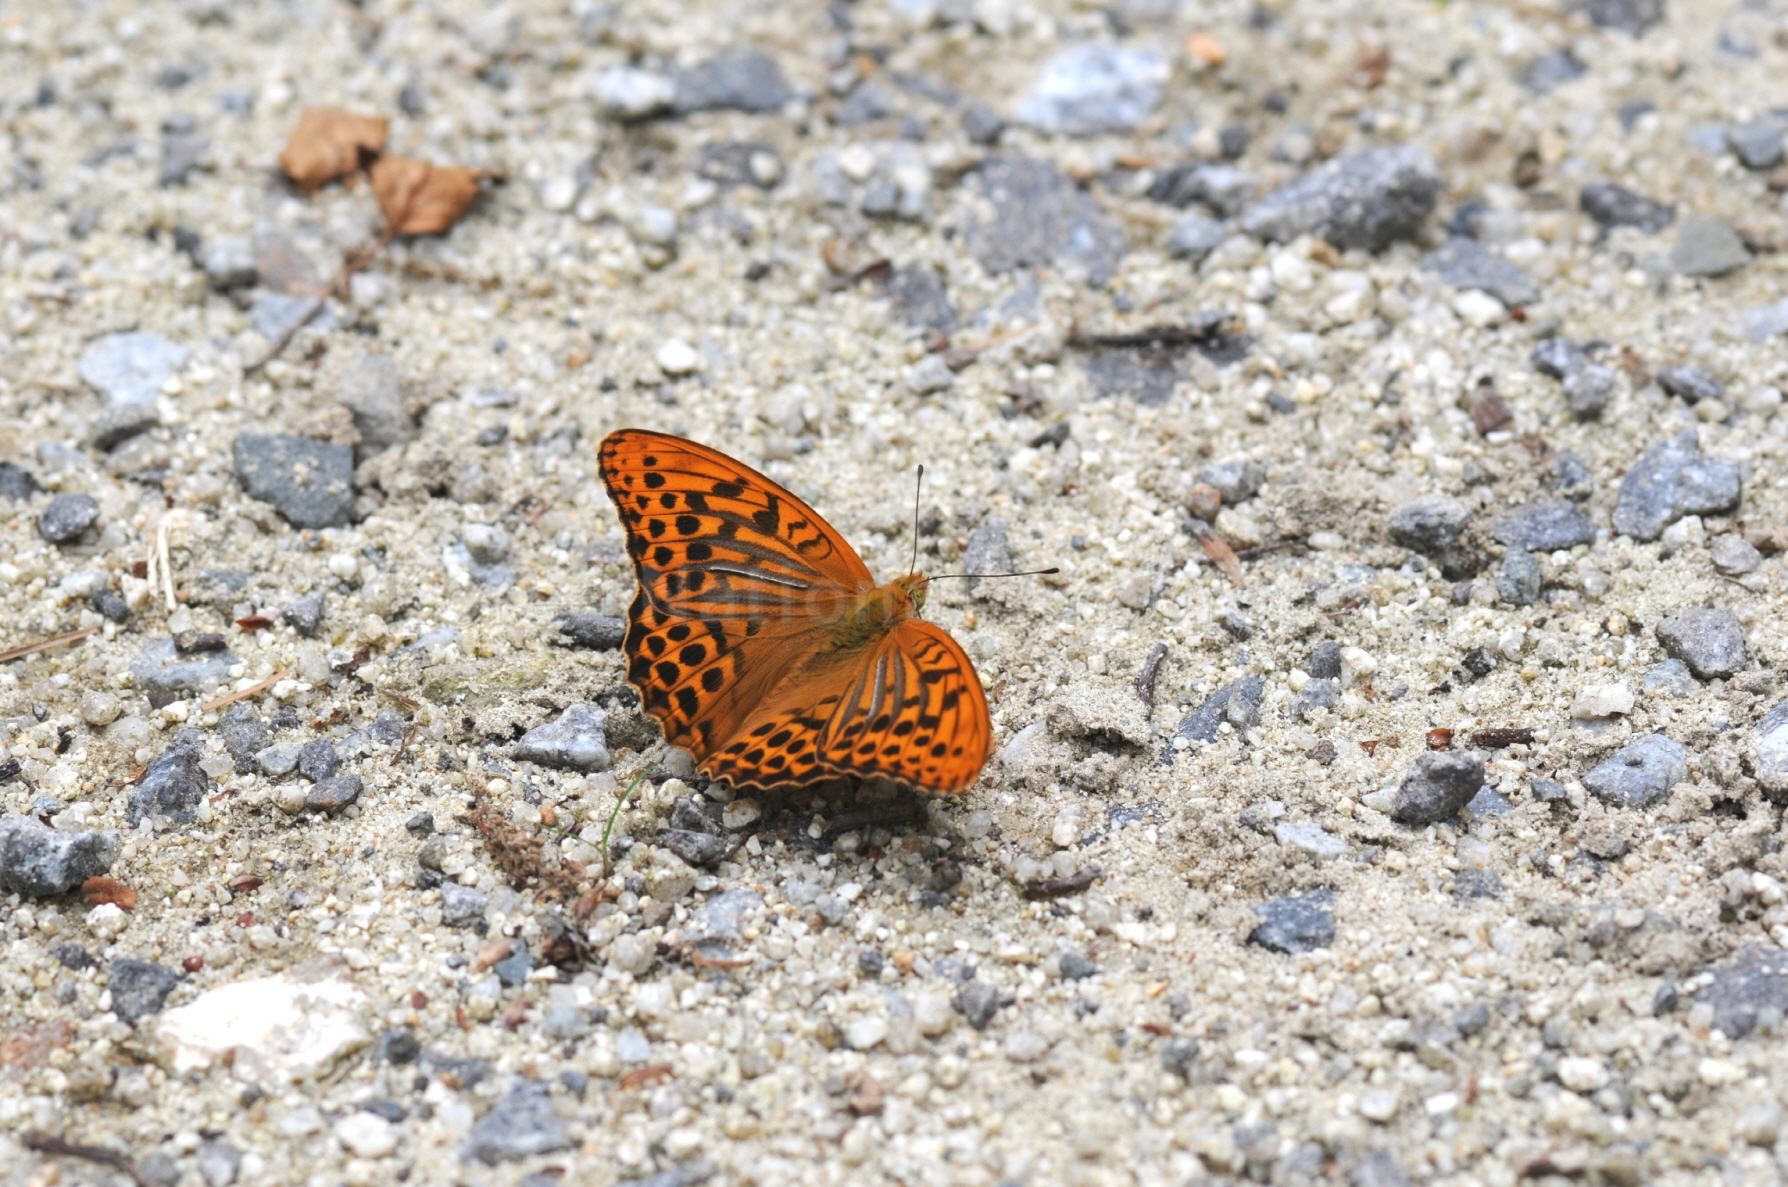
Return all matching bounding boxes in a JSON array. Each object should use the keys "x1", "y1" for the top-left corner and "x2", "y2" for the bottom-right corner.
[
  {"x1": 1520, "y1": 49, "x2": 1586, "y2": 94},
  {"x1": 0, "y1": 816, "x2": 119, "y2": 897},
  {"x1": 1247, "y1": 890, "x2": 1335, "y2": 954},
  {"x1": 1563, "y1": 364, "x2": 1614, "y2": 421},
  {"x1": 1357, "y1": 1090, "x2": 1400, "y2": 1122},
  {"x1": 1671, "y1": 215, "x2": 1751, "y2": 277},
  {"x1": 1163, "y1": 675, "x2": 1264, "y2": 753},
  {"x1": 1453, "y1": 1003, "x2": 1490, "y2": 1037},
  {"x1": 1165, "y1": 214, "x2": 1227, "y2": 264},
  {"x1": 303, "y1": 776, "x2": 362, "y2": 813},
  {"x1": 1273, "y1": 823, "x2": 1348, "y2": 862},
  {"x1": 1453, "y1": 290, "x2": 1505, "y2": 328},
  {"x1": 1738, "y1": 1101, "x2": 1786, "y2": 1147},
  {"x1": 1147, "y1": 163, "x2": 1255, "y2": 216},
  {"x1": 607, "y1": 933, "x2": 654, "y2": 976},
  {"x1": 257, "y1": 744, "x2": 301, "y2": 777},
  {"x1": 1583, "y1": 734, "x2": 1688, "y2": 809},
  {"x1": 1572, "y1": 683, "x2": 1634, "y2": 719},
  {"x1": 881, "y1": 265, "x2": 957, "y2": 333},
  {"x1": 194, "y1": 1141, "x2": 240, "y2": 1187},
  {"x1": 462, "y1": 524, "x2": 511, "y2": 566},
  {"x1": 1556, "y1": 1056, "x2": 1610, "y2": 1093},
  {"x1": 80, "y1": 690, "x2": 122, "y2": 726},
  {"x1": 88, "y1": 587, "x2": 129, "y2": 623},
  {"x1": 655, "y1": 338, "x2": 698, "y2": 376},
  {"x1": 1496, "y1": 547, "x2": 1542, "y2": 606},
  {"x1": 79, "y1": 331, "x2": 190, "y2": 405},
  {"x1": 281, "y1": 591, "x2": 326, "y2": 637},
  {"x1": 913, "y1": 991, "x2": 953, "y2": 1036},
  {"x1": 540, "y1": 1005, "x2": 590, "y2": 1040},
  {"x1": 1574, "y1": 0, "x2": 1664, "y2": 35},
  {"x1": 626, "y1": 204, "x2": 678, "y2": 249},
  {"x1": 198, "y1": 236, "x2": 257, "y2": 289},
  {"x1": 1694, "y1": 947, "x2": 1788, "y2": 1039},
  {"x1": 674, "y1": 49, "x2": 790, "y2": 114},
  {"x1": 1491, "y1": 500, "x2": 1596, "y2": 552},
  {"x1": 337, "y1": 353, "x2": 412, "y2": 456},
  {"x1": 551, "y1": 612, "x2": 624, "y2": 650},
  {"x1": 440, "y1": 883, "x2": 490, "y2": 930},
  {"x1": 109, "y1": 957, "x2": 182, "y2": 1023},
  {"x1": 967, "y1": 157, "x2": 1127, "y2": 285},
  {"x1": 1003, "y1": 1030, "x2": 1050, "y2": 1062},
  {"x1": 1239, "y1": 146, "x2": 1441, "y2": 253},
  {"x1": 961, "y1": 102, "x2": 1006, "y2": 146},
  {"x1": 962, "y1": 514, "x2": 1014, "y2": 593},
  {"x1": 233, "y1": 435, "x2": 357, "y2": 530},
  {"x1": 1239, "y1": 800, "x2": 1285, "y2": 834},
  {"x1": 1643, "y1": 658, "x2": 1697, "y2": 697},
  {"x1": 1657, "y1": 365, "x2": 1724, "y2": 405},
  {"x1": 1578, "y1": 183, "x2": 1673, "y2": 233},
  {"x1": 89, "y1": 403, "x2": 159, "y2": 452},
  {"x1": 336, "y1": 1114, "x2": 398, "y2": 1160},
  {"x1": 1393, "y1": 752, "x2": 1485, "y2": 824},
  {"x1": 460, "y1": 1079, "x2": 574, "y2": 1165},
  {"x1": 1745, "y1": 299, "x2": 1788, "y2": 343},
  {"x1": 1197, "y1": 458, "x2": 1266, "y2": 505},
  {"x1": 1729, "y1": 118, "x2": 1786, "y2": 170},
  {"x1": 296, "y1": 740, "x2": 340, "y2": 782},
  {"x1": 722, "y1": 798, "x2": 761, "y2": 830},
  {"x1": 1531, "y1": 337, "x2": 1589, "y2": 379},
  {"x1": 1421, "y1": 238, "x2": 1538, "y2": 308},
  {"x1": 217, "y1": 705, "x2": 270, "y2": 775},
  {"x1": 845, "y1": 1016, "x2": 889, "y2": 1050},
  {"x1": 127, "y1": 731, "x2": 211, "y2": 827},
  {"x1": 1014, "y1": 44, "x2": 1168, "y2": 136},
  {"x1": 131, "y1": 638, "x2": 235, "y2": 693},
  {"x1": 1710, "y1": 534, "x2": 1762, "y2": 576},
  {"x1": 1387, "y1": 496, "x2": 1479, "y2": 578},
  {"x1": 37, "y1": 494, "x2": 99, "y2": 544},
  {"x1": 593, "y1": 67, "x2": 676, "y2": 120},
  {"x1": 0, "y1": 461, "x2": 41, "y2": 500},
  {"x1": 514, "y1": 705, "x2": 611, "y2": 772},
  {"x1": 493, "y1": 945, "x2": 532, "y2": 988},
  {"x1": 906, "y1": 354, "x2": 954, "y2": 395},
  {"x1": 1612, "y1": 430, "x2": 1742, "y2": 541},
  {"x1": 1654, "y1": 607, "x2": 1746, "y2": 679},
  {"x1": 953, "y1": 982, "x2": 1006, "y2": 1030}
]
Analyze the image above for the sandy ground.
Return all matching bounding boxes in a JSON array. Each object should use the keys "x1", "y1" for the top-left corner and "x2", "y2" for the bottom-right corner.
[{"x1": 5, "y1": 0, "x2": 1788, "y2": 1184}]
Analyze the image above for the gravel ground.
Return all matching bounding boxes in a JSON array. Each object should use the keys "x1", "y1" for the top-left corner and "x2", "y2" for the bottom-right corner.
[{"x1": 5, "y1": 0, "x2": 1788, "y2": 1184}]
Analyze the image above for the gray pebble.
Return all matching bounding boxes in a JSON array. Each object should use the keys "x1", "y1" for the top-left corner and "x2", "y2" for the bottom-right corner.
[
  {"x1": 1240, "y1": 146, "x2": 1441, "y2": 252},
  {"x1": 282, "y1": 591, "x2": 327, "y2": 637},
  {"x1": 1014, "y1": 44, "x2": 1166, "y2": 136},
  {"x1": 695, "y1": 141, "x2": 785, "y2": 190},
  {"x1": 1531, "y1": 337, "x2": 1589, "y2": 379},
  {"x1": 1745, "y1": 298, "x2": 1788, "y2": 344},
  {"x1": 1491, "y1": 499, "x2": 1596, "y2": 552},
  {"x1": 256, "y1": 743, "x2": 302, "y2": 777},
  {"x1": 1467, "y1": 786, "x2": 1515, "y2": 821},
  {"x1": 0, "y1": 815, "x2": 119, "y2": 897},
  {"x1": 1421, "y1": 237, "x2": 1539, "y2": 308},
  {"x1": 1149, "y1": 163, "x2": 1255, "y2": 217},
  {"x1": 1270, "y1": 122, "x2": 1317, "y2": 164},
  {"x1": 1583, "y1": 734, "x2": 1687, "y2": 809},
  {"x1": 462, "y1": 524, "x2": 511, "y2": 565},
  {"x1": 1059, "y1": 953, "x2": 1098, "y2": 980},
  {"x1": 1671, "y1": 214, "x2": 1751, "y2": 278},
  {"x1": 1453, "y1": 1003, "x2": 1491, "y2": 1036},
  {"x1": 1694, "y1": 947, "x2": 1788, "y2": 1040},
  {"x1": 131, "y1": 637, "x2": 236, "y2": 693},
  {"x1": 1577, "y1": 0, "x2": 1664, "y2": 35},
  {"x1": 108, "y1": 957, "x2": 182, "y2": 1023},
  {"x1": 961, "y1": 102, "x2": 1006, "y2": 146},
  {"x1": 0, "y1": 461, "x2": 41, "y2": 500},
  {"x1": 1196, "y1": 458, "x2": 1266, "y2": 505},
  {"x1": 1306, "y1": 641, "x2": 1343, "y2": 680},
  {"x1": 336, "y1": 352, "x2": 413, "y2": 456},
  {"x1": 1351, "y1": 1148, "x2": 1413, "y2": 1187},
  {"x1": 1711, "y1": 534, "x2": 1762, "y2": 576},
  {"x1": 89, "y1": 403, "x2": 159, "y2": 452},
  {"x1": 232, "y1": 434, "x2": 356, "y2": 529},
  {"x1": 493, "y1": 944, "x2": 532, "y2": 988},
  {"x1": 1578, "y1": 182, "x2": 1673, "y2": 233},
  {"x1": 139, "y1": 1153, "x2": 180, "y2": 1187},
  {"x1": 1657, "y1": 364, "x2": 1725, "y2": 404},
  {"x1": 592, "y1": 66, "x2": 676, "y2": 121},
  {"x1": 217, "y1": 704, "x2": 269, "y2": 775},
  {"x1": 1274, "y1": 822, "x2": 1349, "y2": 861},
  {"x1": 1165, "y1": 214, "x2": 1227, "y2": 264},
  {"x1": 195, "y1": 1140, "x2": 241, "y2": 1187},
  {"x1": 661, "y1": 828, "x2": 727, "y2": 868},
  {"x1": 1612, "y1": 430, "x2": 1742, "y2": 541},
  {"x1": 1163, "y1": 675, "x2": 1264, "y2": 754},
  {"x1": 441, "y1": 883, "x2": 490, "y2": 929},
  {"x1": 1219, "y1": 610, "x2": 1252, "y2": 640},
  {"x1": 303, "y1": 775, "x2": 362, "y2": 813},
  {"x1": 1239, "y1": 800, "x2": 1285, "y2": 834},
  {"x1": 126, "y1": 730, "x2": 211, "y2": 827},
  {"x1": 1728, "y1": 117, "x2": 1786, "y2": 170},
  {"x1": 906, "y1": 354, "x2": 954, "y2": 394},
  {"x1": 953, "y1": 982, "x2": 1007, "y2": 1030},
  {"x1": 551, "y1": 611, "x2": 625, "y2": 650},
  {"x1": 967, "y1": 157, "x2": 1127, "y2": 285},
  {"x1": 1654, "y1": 606, "x2": 1747, "y2": 679},
  {"x1": 1520, "y1": 49, "x2": 1586, "y2": 94},
  {"x1": 1642, "y1": 658, "x2": 1697, "y2": 697},
  {"x1": 881, "y1": 264, "x2": 957, "y2": 332},
  {"x1": 460, "y1": 1078, "x2": 574, "y2": 1165},
  {"x1": 962, "y1": 514, "x2": 1014, "y2": 590},
  {"x1": 1531, "y1": 777, "x2": 1568, "y2": 803},
  {"x1": 1392, "y1": 751, "x2": 1485, "y2": 824},
  {"x1": 1496, "y1": 547, "x2": 1542, "y2": 606},
  {"x1": 540, "y1": 1005, "x2": 590, "y2": 1040},
  {"x1": 296, "y1": 739, "x2": 341, "y2": 782},
  {"x1": 1757, "y1": 700, "x2": 1788, "y2": 791},
  {"x1": 159, "y1": 129, "x2": 208, "y2": 187},
  {"x1": 1247, "y1": 890, "x2": 1335, "y2": 954},
  {"x1": 1387, "y1": 495, "x2": 1479, "y2": 577},
  {"x1": 514, "y1": 704, "x2": 611, "y2": 772},
  {"x1": 674, "y1": 49, "x2": 790, "y2": 114},
  {"x1": 1562, "y1": 364, "x2": 1614, "y2": 421},
  {"x1": 38, "y1": 493, "x2": 99, "y2": 544},
  {"x1": 79, "y1": 331, "x2": 190, "y2": 405},
  {"x1": 250, "y1": 292, "x2": 333, "y2": 342},
  {"x1": 417, "y1": 838, "x2": 446, "y2": 872},
  {"x1": 198, "y1": 235, "x2": 257, "y2": 289}
]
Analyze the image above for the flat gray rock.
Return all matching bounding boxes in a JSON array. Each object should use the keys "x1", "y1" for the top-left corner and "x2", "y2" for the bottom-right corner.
[
  {"x1": 965, "y1": 157, "x2": 1127, "y2": 286},
  {"x1": 1392, "y1": 752, "x2": 1485, "y2": 824},
  {"x1": 1757, "y1": 700, "x2": 1788, "y2": 793},
  {"x1": 1612, "y1": 430, "x2": 1741, "y2": 541},
  {"x1": 337, "y1": 352, "x2": 413, "y2": 455},
  {"x1": 1671, "y1": 214, "x2": 1751, "y2": 277},
  {"x1": 1421, "y1": 238, "x2": 1539, "y2": 307},
  {"x1": 1388, "y1": 495, "x2": 1479, "y2": 577},
  {"x1": 126, "y1": 730, "x2": 212, "y2": 827},
  {"x1": 1013, "y1": 44, "x2": 1168, "y2": 136},
  {"x1": 0, "y1": 816, "x2": 119, "y2": 897},
  {"x1": 514, "y1": 704, "x2": 611, "y2": 772},
  {"x1": 131, "y1": 637, "x2": 236, "y2": 693},
  {"x1": 461, "y1": 1079, "x2": 573, "y2": 1164},
  {"x1": 1247, "y1": 890, "x2": 1335, "y2": 953},
  {"x1": 109, "y1": 957, "x2": 182, "y2": 1023},
  {"x1": 79, "y1": 331, "x2": 190, "y2": 405},
  {"x1": 1491, "y1": 500, "x2": 1596, "y2": 552},
  {"x1": 1163, "y1": 675, "x2": 1265, "y2": 754},
  {"x1": 673, "y1": 49, "x2": 789, "y2": 114},
  {"x1": 1239, "y1": 146, "x2": 1441, "y2": 252},
  {"x1": 232, "y1": 434, "x2": 356, "y2": 529},
  {"x1": 440, "y1": 882, "x2": 489, "y2": 929},
  {"x1": 38, "y1": 493, "x2": 99, "y2": 544},
  {"x1": 1654, "y1": 607, "x2": 1746, "y2": 679},
  {"x1": 1694, "y1": 946, "x2": 1788, "y2": 1039},
  {"x1": 1583, "y1": 734, "x2": 1687, "y2": 808}
]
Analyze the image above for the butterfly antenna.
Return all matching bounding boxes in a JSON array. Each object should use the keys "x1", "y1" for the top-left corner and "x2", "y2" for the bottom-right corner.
[
  {"x1": 909, "y1": 465, "x2": 924, "y2": 578},
  {"x1": 916, "y1": 567, "x2": 1061, "y2": 587}
]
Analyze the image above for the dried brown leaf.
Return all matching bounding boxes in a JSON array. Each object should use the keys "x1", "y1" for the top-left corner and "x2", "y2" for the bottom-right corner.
[
  {"x1": 368, "y1": 155, "x2": 484, "y2": 236},
  {"x1": 81, "y1": 876, "x2": 137, "y2": 909},
  {"x1": 279, "y1": 108, "x2": 389, "y2": 193}
]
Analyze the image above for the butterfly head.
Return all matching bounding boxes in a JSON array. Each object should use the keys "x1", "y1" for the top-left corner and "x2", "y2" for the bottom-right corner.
[{"x1": 893, "y1": 571, "x2": 928, "y2": 614}]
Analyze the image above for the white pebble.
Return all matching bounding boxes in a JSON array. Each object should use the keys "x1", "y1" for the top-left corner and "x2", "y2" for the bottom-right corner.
[
  {"x1": 845, "y1": 1016, "x2": 888, "y2": 1051},
  {"x1": 1339, "y1": 646, "x2": 1376, "y2": 685},
  {"x1": 1699, "y1": 1057, "x2": 1747, "y2": 1087},
  {"x1": 335, "y1": 1113, "x2": 397, "y2": 1159},
  {"x1": 608, "y1": 933, "x2": 654, "y2": 976},
  {"x1": 1051, "y1": 804, "x2": 1083, "y2": 849},
  {"x1": 722, "y1": 798, "x2": 761, "y2": 830},
  {"x1": 1003, "y1": 1030, "x2": 1050, "y2": 1063},
  {"x1": 1357, "y1": 1089, "x2": 1399, "y2": 1122},
  {"x1": 656, "y1": 339, "x2": 698, "y2": 376},
  {"x1": 1556, "y1": 1056, "x2": 1609, "y2": 1093},
  {"x1": 1571, "y1": 684, "x2": 1633, "y2": 719},
  {"x1": 1452, "y1": 289, "x2": 1506, "y2": 327},
  {"x1": 913, "y1": 991, "x2": 953, "y2": 1036},
  {"x1": 1737, "y1": 1101, "x2": 1785, "y2": 1146},
  {"x1": 86, "y1": 903, "x2": 128, "y2": 940}
]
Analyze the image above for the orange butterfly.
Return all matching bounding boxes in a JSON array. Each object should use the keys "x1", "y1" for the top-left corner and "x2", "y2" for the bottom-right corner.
[{"x1": 597, "y1": 429, "x2": 992, "y2": 795}]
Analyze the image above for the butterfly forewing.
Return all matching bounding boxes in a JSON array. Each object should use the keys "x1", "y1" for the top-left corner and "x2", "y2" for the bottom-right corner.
[{"x1": 598, "y1": 430, "x2": 871, "y2": 756}]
